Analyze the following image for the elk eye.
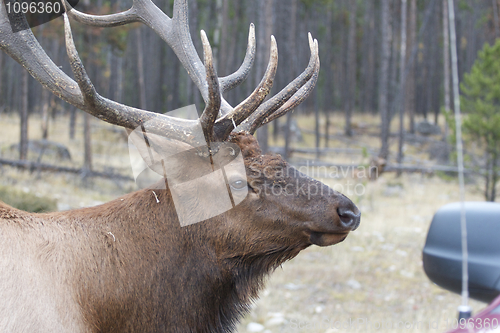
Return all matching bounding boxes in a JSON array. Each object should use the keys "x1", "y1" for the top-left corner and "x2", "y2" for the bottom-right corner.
[{"x1": 229, "y1": 179, "x2": 247, "y2": 190}]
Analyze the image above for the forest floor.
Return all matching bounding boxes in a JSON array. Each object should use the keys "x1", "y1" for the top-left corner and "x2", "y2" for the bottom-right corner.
[{"x1": 0, "y1": 112, "x2": 489, "y2": 333}]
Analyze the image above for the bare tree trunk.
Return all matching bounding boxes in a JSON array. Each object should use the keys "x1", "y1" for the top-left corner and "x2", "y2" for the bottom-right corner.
[
  {"x1": 378, "y1": 0, "x2": 392, "y2": 160},
  {"x1": 188, "y1": 0, "x2": 202, "y2": 111},
  {"x1": 485, "y1": 153, "x2": 492, "y2": 201},
  {"x1": 493, "y1": 0, "x2": 500, "y2": 38},
  {"x1": 314, "y1": 86, "x2": 320, "y2": 159},
  {"x1": 117, "y1": 55, "x2": 123, "y2": 104},
  {"x1": 324, "y1": 8, "x2": 333, "y2": 147},
  {"x1": 256, "y1": 0, "x2": 274, "y2": 154},
  {"x1": 271, "y1": 0, "x2": 280, "y2": 141},
  {"x1": 20, "y1": 70, "x2": 29, "y2": 160},
  {"x1": 212, "y1": 0, "x2": 223, "y2": 71},
  {"x1": 6, "y1": 58, "x2": 16, "y2": 112},
  {"x1": 136, "y1": 28, "x2": 147, "y2": 110},
  {"x1": 464, "y1": 2, "x2": 478, "y2": 74},
  {"x1": 491, "y1": 153, "x2": 498, "y2": 201},
  {"x1": 344, "y1": 0, "x2": 357, "y2": 136},
  {"x1": 69, "y1": 106, "x2": 77, "y2": 139},
  {"x1": 335, "y1": 3, "x2": 346, "y2": 117},
  {"x1": 325, "y1": 113, "x2": 330, "y2": 148},
  {"x1": 362, "y1": 0, "x2": 376, "y2": 114},
  {"x1": 82, "y1": 34, "x2": 93, "y2": 174},
  {"x1": 41, "y1": 88, "x2": 50, "y2": 139},
  {"x1": 397, "y1": 0, "x2": 408, "y2": 174},
  {"x1": 83, "y1": 112, "x2": 92, "y2": 173},
  {"x1": 424, "y1": 8, "x2": 438, "y2": 123},
  {"x1": 272, "y1": 117, "x2": 279, "y2": 142},
  {"x1": 485, "y1": 150, "x2": 499, "y2": 202},
  {"x1": 442, "y1": 0, "x2": 451, "y2": 140},
  {"x1": 171, "y1": 61, "x2": 180, "y2": 110},
  {"x1": 389, "y1": 1, "x2": 399, "y2": 115},
  {"x1": 0, "y1": 50, "x2": 3, "y2": 112},
  {"x1": 284, "y1": 0, "x2": 297, "y2": 160},
  {"x1": 219, "y1": 0, "x2": 229, "y2": 76},
  {"x1": 40, "y1": 38, "x2": 60, "y2": 139},
  {"x1": 109, "y1": 51, "x2": 124, "y2": 105},
  {"x1": 406, "y1": 0, "x2": 417, "y2": 133}
]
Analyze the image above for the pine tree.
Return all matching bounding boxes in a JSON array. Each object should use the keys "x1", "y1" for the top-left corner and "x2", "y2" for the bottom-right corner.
[{"x1": 458, "y1": 40, "x2": 500, "y2": 201}]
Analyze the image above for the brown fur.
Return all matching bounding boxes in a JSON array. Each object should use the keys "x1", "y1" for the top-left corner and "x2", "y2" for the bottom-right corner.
[{"x1": 0, "y1": 133, "x2": 360, "y2": 333}]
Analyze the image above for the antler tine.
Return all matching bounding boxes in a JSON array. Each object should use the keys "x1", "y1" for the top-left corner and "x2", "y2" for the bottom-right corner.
[
  {"x1": 170, "y1": 0, "x2": 208, "y2": 99},
  {"x1": 0, "y1": 3, "x2": 200, "y2": 144},
  {"x1": 219, "y1": 24, "x2": 256, "y2": 94},
  {"x1": 213, "y1": 36, "x2": 278, "y2": 141},
  {"x1": 0, "y1": 4, "x2": 84, "y2": 108},
  {"x1": 64, "y1": 0, "x2": 256, "y2": 119},
  {"x1": 247, "y1": 49, "x2": 320, "y2": 134},
  {"x1": 237, "y1": 35, "x2": 319, "y2": 135},
  {"x1": 65, "y1": 0, "x2": 212, "y2": 106},
  {"x1": 257, "y1": 55, "x2": 320, "y2": 131},
  {"x1": 199, "y1": 30, "x2": 221, "y2": 145},
  {"x1": 61, "y1": 12, "x2": 202, "y2": 145},
  {"x1": 62, "y1": 0, "x2": 142, "y2": 27}
]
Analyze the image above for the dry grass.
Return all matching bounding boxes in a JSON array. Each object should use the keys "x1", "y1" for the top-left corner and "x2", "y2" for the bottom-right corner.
[
  {"x1": 0, "y1": 112, "x2": 489, "y2": 333},
  {"x1": 0, "y1": 113, "x2": 135, "y2": 209}
]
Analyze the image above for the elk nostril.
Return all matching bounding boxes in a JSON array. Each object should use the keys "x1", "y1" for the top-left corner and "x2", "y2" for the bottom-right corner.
[{"x1": 337, "y1": 207, "x2": 361, "y2": 230}]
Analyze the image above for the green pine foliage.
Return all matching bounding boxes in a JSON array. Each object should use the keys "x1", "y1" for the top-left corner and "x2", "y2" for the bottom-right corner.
[
  {"x1": 455, "y1": 40, "x2": 500, "y2": 201},
  {"x1": 461, "y1": 42, "x2": 500, "y2": 147}
]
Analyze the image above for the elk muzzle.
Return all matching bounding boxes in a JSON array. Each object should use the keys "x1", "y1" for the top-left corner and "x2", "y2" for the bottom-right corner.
[
  {"x1": 290, "y1": 171, "x2": 361, "y2": 247},
  {"x1": 337, "y1": 196, "x2": 361, "y2": 231}
]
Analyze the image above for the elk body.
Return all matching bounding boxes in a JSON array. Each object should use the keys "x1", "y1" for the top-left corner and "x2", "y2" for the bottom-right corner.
[{"x1": 0, "y1": 1, "x2": 361, "y2": 332}]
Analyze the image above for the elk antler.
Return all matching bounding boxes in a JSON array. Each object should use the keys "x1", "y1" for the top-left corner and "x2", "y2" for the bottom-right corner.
[{"x1": 0, "y1": 0, "x2": 319, "y2": 146}]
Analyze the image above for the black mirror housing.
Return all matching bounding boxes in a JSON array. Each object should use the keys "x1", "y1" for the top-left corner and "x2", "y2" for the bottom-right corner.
[{"x1": 423, "y1": 202, "x2": 500, "y2": 303}]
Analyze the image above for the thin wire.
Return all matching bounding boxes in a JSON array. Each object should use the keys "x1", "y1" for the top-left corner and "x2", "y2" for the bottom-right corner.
[{"x1": 447, "y1": 0, "x2": 470, "y2": 311}]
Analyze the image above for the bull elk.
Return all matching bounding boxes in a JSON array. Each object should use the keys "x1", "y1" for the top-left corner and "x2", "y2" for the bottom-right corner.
[{"x1": 0, "y1": 0, "x2": 361, "y2": 332}]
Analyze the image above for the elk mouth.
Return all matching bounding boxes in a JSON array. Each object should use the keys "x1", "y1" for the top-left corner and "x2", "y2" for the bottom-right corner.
[{"x1": 307, "y1": 231, "x2": 350, "y2": 247}]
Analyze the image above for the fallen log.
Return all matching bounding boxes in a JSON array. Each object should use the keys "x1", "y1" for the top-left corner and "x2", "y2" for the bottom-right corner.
[
  {"x1": 0, "y1": 158, "x2": 133, "y2": 181},
  {"x1": 289, "y1": 160, "x2": 478, "y2": 178}
]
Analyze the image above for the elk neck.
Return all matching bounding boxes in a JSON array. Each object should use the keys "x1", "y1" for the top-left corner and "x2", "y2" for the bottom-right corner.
[{"x1": 31, "y1": 180, "x2": 292, "y2": 332}]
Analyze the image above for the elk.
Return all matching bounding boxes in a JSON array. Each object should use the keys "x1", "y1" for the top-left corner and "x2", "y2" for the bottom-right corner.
[{"x1": 0, "y1": 1, "x2": 361, "y2": 332}]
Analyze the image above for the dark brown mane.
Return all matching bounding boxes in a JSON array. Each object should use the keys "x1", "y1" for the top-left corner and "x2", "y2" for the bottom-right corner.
[{"x1": 230, "y1": 132, "x2": 262, "y2": 158}]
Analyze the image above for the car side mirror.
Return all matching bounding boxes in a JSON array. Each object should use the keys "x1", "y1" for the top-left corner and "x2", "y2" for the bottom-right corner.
[{"x1": 423, "y1": 202, "x2": 500, "y2": 303}]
